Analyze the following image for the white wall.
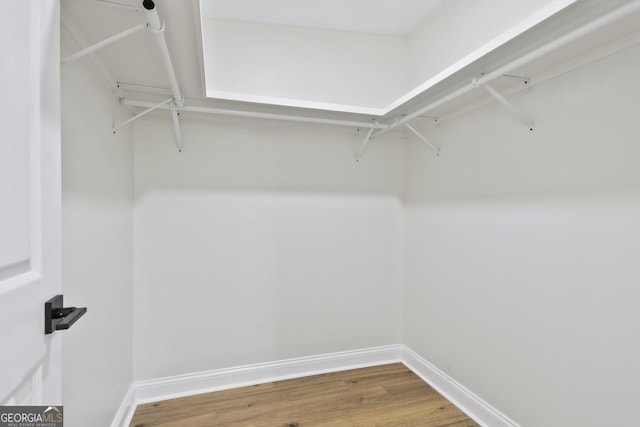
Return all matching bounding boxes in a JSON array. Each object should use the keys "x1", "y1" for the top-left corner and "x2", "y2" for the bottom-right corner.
[
  {"x1": 61, "y1": 31, "x2": 134, "y2": 427},
  {"x1": 406, "y1": 0, "x2": 557, "y2": 89},
  {"x1": 59, "y1": 4, "x2": 640, "y2": 425},
  {"x1": 201, "y1": 18, "x2": 407, "y2": 113},
  {"x1": 403, "y1": 44, "x2": 640, "y2": 426},
  {"x1": 133, "y1": 116, "x2": 405, "y2": 380}
]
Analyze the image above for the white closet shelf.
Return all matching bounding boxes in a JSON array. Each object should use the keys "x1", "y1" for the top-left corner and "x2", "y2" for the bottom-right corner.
[
  {"x1": 65, "y1": 0, "x2": 640, "y2": 152},
  {"x1": 200, "y1": 0, "x2": 581, "y2": 117},
  {"x1": 368, "y1": 0, "x2": 640, "y2": 141},
  {"x1": 124, "y1": 0, "x2": 640, "y2": 129}
]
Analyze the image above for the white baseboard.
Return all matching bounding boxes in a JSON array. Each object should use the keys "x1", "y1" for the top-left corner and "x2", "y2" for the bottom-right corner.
[
  {"x1": 400, "y1": 345, "x2": 519, "y2": 427},
  {"x1": 109, "y1": 384, "x2": 136, "y2": 427},
  {"x1": 111, "y1": 345, "x2": 518, "y2": 427},
  {"x1": 134, "y1": 345, "x2": 403, "y2": 405}
]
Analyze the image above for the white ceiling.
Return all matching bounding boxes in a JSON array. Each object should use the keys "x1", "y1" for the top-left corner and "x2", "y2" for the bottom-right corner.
[{"x1": 200, "y1": 0, "x2": 443, "y2": 35}]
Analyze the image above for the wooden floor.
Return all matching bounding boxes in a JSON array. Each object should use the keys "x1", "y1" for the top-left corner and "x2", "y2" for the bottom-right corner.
[{"x1": 130, "y1": 364, "x2": 479, "y2": 427}]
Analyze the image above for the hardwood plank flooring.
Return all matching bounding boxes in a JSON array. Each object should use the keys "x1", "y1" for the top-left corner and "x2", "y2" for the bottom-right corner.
[{"x1": 130, "y1": 364, "x2": 479, "y2": 427}]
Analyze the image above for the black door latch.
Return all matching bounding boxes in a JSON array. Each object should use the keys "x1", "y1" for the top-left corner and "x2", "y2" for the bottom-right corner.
[{"x1": 45, "y1": 295, "x2": 87, "y2": 334}]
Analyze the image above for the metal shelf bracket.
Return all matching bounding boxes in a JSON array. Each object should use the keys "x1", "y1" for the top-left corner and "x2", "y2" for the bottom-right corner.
[
  {"x1": 474, "y1": 78, "x2": 535, "y2": 132},
  {"x1": 404, "y1": 123, "x2": 440, "y2": 156},
  {"x1": 170, "y1": 101, "x2": 183, "y2": 152},
  {"x1": 62, "y1": 22, "x2": 148, "y2": 64},
  {"x1": 502, "y1": 74, "x2": 532, "y2": 92},
  {"x1": 113, "y1": 96, "x2": 173, "y2": 134},
  {"x1": 355, "y1": 125, "x2": 376, "y2": 162}
]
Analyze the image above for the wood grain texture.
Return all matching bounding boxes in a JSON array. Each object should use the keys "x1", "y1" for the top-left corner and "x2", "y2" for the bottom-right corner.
[{"x1": 130, "y1": 363, "x2": 479, "y2": 427}]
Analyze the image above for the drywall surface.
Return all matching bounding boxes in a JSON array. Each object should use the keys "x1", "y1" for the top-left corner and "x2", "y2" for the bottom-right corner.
[
  {"x1": 406, "y1": 0, "x2": 558, "y2": 89},
  {"x1": 403, "y1": 45, "x2": 640, "y2": 426},
  {"x1": 201, "y1": 18, "x2": 407, "y2": 112},
  {"x1": 133, "y1": 116, "x2": 405, "y2": 380},
  {"x1": 61, "y1": 31, "x2": 134, "y2": 427}
]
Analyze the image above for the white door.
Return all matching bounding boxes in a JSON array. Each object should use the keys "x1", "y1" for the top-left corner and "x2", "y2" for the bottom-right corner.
[{"x1": 0, "y1": 0, "x2": 62, "y2": 405}]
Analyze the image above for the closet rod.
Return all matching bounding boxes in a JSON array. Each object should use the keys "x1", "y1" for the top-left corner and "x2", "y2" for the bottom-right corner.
[
  {"x1": 121, "y1": 99, "x2": 390, "y2": 129},
  {"x1": 371, "y1": 0, "x2": 640, "y2": 139},
  {"x1": 143, "y1": 0, "x2": 183, "y2": 108}
]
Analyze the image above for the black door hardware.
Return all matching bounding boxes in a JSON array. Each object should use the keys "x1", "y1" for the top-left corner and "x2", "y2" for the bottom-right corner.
[{"x1": 45, "y1": 295, "x2": 87, "y2": 334}]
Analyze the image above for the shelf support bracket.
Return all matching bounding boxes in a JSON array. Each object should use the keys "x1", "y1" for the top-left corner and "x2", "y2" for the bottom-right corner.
[
  {"x1": 170, "y1": 101, "x2": 183, "y2": 152},
  {"x1": 404, "y1": 123, "x2": 440, "y2": 156},
  {"x1": 425, "y1": 116, "x2": 440, "y2": 128},
  {"x1": 61, "y1": 22, "x2": 148, "y2": 63},
  {"x1": 474, "y1": 79, "x2": 535, "y2": 131},
  {"x1": 113, "y1": 97, "x2": 173, "y2": 133},
  {"x1": 502, "y1": 74, "x2": 531, "y2": 92},
  {"x1": 355, "y1": 123, "x2": 376, "y2": 162}
]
